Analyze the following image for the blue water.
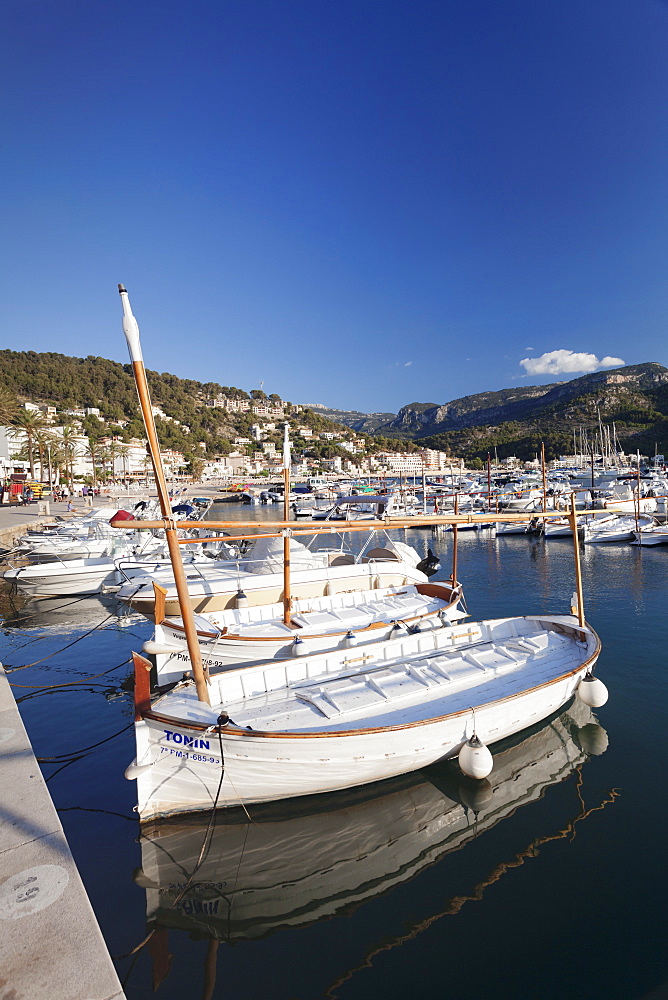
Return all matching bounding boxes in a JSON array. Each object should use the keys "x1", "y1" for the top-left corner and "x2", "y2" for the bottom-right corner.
[{"x1": 1, "y1": 507, "x2": 667, "y2": 1000}]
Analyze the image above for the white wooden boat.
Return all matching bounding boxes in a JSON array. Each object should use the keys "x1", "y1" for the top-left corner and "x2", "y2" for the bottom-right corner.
[
  {"x1": 136, "y1": 698, "x2": 604, "y2": 945},
  {"x1": 128, "y1": 610, "x2": 602, "y2": 821},
  {"x1": 631, "y1": 524, "x2": 668, "y2": 546},
  {"x1": 582, "y1": 513, "x2": 654, "y2": 544},
  {"x1": 144, "y1": 579, "x2": 466, "y2": 684}
]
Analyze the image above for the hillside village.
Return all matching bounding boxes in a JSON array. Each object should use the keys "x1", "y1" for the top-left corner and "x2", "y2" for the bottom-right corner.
[{"x1": 0, "y1": 350, "x2": 455, "y2": 485}]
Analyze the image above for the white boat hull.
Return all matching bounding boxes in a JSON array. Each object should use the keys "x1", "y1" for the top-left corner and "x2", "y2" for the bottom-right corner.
[
  {"x1": 3, "y1": 561, "x2": 121, "y2": 596},
  {"x1": 632, "y1": 529, "x2": 668, "y2": 546},
  {"x1": 132, "y1": 614, "x2": 600, "y2": 821},
  {"x1": 604, "y1": 498, "x2": 657, "y2": 514},
  {"x1": 121, "y1": 561, "x2": 429, "y2": 618},
  {"x1": 139, "y1": 699, "x2": 599, "y2": 941}
]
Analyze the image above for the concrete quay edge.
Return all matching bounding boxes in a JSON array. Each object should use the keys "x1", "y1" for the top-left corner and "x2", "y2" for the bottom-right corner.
[{"x1": 0, "y1": 664, "x2": 125, "y2": 1000}]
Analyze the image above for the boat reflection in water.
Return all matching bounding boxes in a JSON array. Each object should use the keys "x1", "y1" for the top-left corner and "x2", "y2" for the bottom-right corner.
[
  {"x1": 135, "y1": 698, "x2": 609, "y2": 982},
  {"x1": 0, "y1": 589, "x2": 128, "y2": 629}
]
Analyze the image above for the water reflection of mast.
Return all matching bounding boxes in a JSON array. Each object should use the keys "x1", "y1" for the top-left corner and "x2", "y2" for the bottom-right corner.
[{"x1": 322, "y1": 775, "x2": 620, "y2": 1000}]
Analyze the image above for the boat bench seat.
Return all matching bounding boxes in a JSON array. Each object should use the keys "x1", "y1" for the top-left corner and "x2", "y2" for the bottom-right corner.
[
  {"x1": 288, "y1": 641, "x2": 529, "y2": 719},
  {"x1": 215, "y1": 627, "x2": 567, "y2": 718},
  {"x1": 327, "y1": 553, "x2": 355, "y2": 566}
]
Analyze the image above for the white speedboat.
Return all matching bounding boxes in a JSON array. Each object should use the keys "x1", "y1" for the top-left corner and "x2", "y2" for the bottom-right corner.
[
  {"x1": 495, "y1": 520, "x2": 533, "y2": 535},
  {"x1": 117, "y1": 535, "x2": 431, "y2": 618},
  {"x1": 582, "y1": 513, "x2": 654, "y2": 544},
  {"x1": 3, "y1": 534, "x2": 166, "y2": 596},
  {"x1": 310, "y1": 494, "x2": 408, "y2": 521}
]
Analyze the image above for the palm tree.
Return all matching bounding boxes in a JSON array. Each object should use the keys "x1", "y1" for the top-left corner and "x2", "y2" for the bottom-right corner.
[
  {"x1": 106, "y1": 438, "x2": 122, "y2": 482},
  {"x1": 82, "y1": 438, "x2": 100, "y2": 488},
  {"x1": 34, "y1": 428, "x2": 58, "y2": 482},
  {"x1": 117, "y1": 442, "x2": 132, "y2": 486},
  {"x1": 0, "y1": 385, "x2": 18, "y2": 427},
  {"x1": 10, "y1": 410, "x2": 47, "y2": 478},
  {"x1": 45, "y1": 440, "x2": 66, "y2": 486},
  {"x1": 59, "y1": 425, "x2": 80, "y2": 487}
]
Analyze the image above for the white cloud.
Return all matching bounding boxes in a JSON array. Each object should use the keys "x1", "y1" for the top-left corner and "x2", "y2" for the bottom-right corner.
[
  {"x1": 403, "y1": 361, "x2": 413, "y2": 367},
  {"x1": 519, "y1": 350, "x2": 625, "y2": 376}
]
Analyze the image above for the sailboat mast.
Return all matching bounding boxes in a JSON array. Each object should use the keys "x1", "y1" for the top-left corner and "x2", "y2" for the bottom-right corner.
[
  {"x1": 541, "y1": 441, "x2": 547, "y2": 524},
  {"x1": 282, "y1": 422, "x2": 292, "y2": 625},
  {"x1": 118, "y1": 285, "x2": 210, "y2": 705}
]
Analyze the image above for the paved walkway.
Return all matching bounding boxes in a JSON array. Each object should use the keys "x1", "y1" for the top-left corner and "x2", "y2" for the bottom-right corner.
[{"x1": 0, "y1": 665, "x2": 125, "y2": 999}]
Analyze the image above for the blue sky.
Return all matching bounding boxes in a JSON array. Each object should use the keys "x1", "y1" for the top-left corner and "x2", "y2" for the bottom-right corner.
[{"x1": 2, "y1": 0, "x2": 668, "y2": 412}]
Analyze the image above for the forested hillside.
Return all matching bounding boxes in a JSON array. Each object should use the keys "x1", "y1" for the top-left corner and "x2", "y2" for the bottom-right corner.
[{"x1": 0, "y1": 349, "x2": 416, "y2": 461}]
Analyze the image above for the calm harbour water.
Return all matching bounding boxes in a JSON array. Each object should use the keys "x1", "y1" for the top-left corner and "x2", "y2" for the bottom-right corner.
[{"x1": 1, "y1": 504, "x2": 667, "y2": 1000}]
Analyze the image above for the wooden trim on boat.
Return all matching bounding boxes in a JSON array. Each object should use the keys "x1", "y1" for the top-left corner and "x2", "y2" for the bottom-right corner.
[
  {"x1": 142, "y1": 623, "x2": 601, "y2": 738},
  {"x1": 133, "y1": 651, "x2": 152, "y2": 721},
  {"x1": 415, "y1": 582, "x2": 458, "y2": 600},
  {"x1": 153, "y1": 582, "x2": 168, "y2": 625}
]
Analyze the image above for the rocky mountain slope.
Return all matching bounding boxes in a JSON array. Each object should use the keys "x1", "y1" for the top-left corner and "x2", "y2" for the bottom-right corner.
[
  {"x1": 307, "y1": 363, "x2": 668, "y2": 462},
  {"x1": 304, "y1": 403, "x2": 397, "y2": 434},
  {"x1": 380, "y1": 364, "x2": 668, "y2": 439},
  {"x1": 402, "y1": 363, "x2": 668, "y2": 461}
]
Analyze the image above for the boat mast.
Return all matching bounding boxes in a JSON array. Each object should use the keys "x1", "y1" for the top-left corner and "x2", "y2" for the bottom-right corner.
[
  {"x1": 118, "y1": 284, "x2": 210, "y2": 705},
  {"x1": 568, "y1": 494, "x2": 585, "y2": 630},
  {"x1": 487, "y1": 453, "x2": 491, "y2": 511},
  {"x1": 451, "y1": 492, "x2": 459, "y2": 586},
  {"x1": 541, "y1": 441, "x2": 547, "y2": 526},
  {"x1": 282, "y1": 422, "x2": 292, "y2": 625}
]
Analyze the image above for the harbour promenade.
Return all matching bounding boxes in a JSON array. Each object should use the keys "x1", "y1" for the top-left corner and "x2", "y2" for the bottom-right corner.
[{"x1": 0, "y1": 497, "x2": 126, "y2": 1000}]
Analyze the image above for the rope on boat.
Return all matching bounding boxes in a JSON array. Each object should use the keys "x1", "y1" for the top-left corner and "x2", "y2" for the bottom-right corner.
[
  {"x1": 9, "y1": 655, "x2": 132, "y2": 689},
  {"x1": 35, "y1": 721, "x2": 134, "y2": 762}
]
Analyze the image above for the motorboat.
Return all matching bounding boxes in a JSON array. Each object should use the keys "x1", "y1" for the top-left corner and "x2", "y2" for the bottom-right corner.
[
  {"x1": 117, "y1": 534, "x2": 435, "y2": 618},
  {"x1": 582, "y1": 513, "x2": 654, "y2": 544}
]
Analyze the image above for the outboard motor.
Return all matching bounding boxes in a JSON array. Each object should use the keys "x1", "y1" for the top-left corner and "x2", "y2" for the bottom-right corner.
[{"x1": 417, "y1": 548, "x2": 440, "y2": 576}]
